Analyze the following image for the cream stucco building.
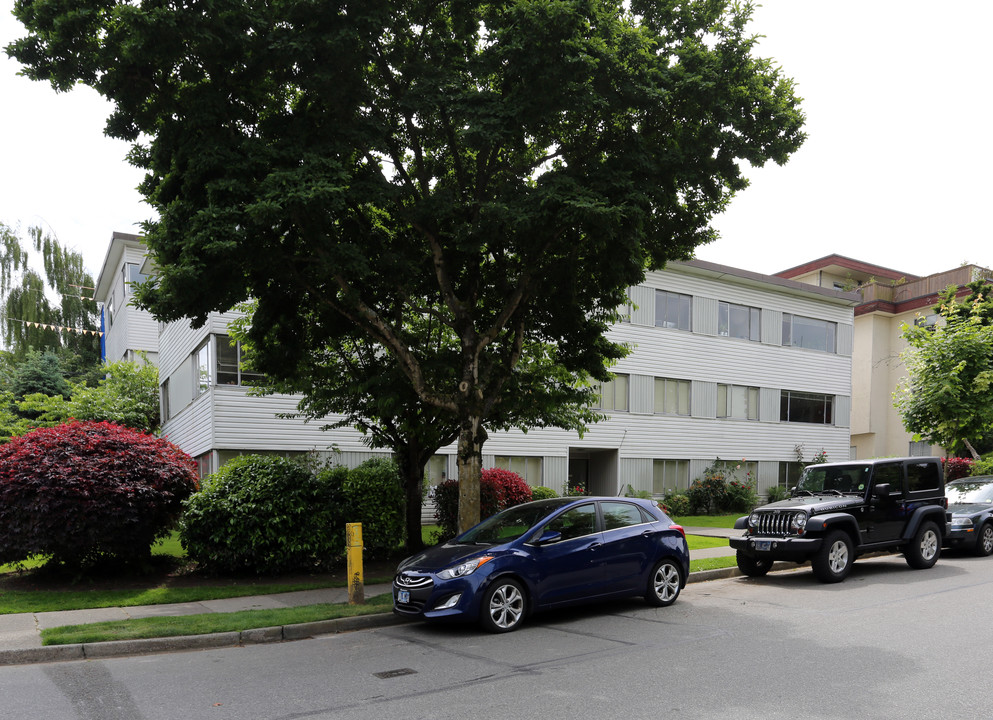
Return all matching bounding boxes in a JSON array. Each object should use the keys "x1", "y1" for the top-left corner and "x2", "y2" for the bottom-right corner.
[{"x1": 776, "y1": 255, "x2": 993, "y2": 460}]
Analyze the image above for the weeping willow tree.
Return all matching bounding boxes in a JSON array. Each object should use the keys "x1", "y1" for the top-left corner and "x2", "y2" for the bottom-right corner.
[{"x1": 0, "y1": 222, "x2": 100, "y2": 363}]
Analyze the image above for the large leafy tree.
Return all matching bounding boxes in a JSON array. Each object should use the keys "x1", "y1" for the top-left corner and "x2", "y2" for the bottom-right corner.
[
  {"x1": 0, "y1": 223, "x2": 101, "y2": 363},
  {"x1": 9, "y1": 0, "x2": 805, "y2": 531},
  {"x1": 896, "y1": 303, "x2": 993, "y2": 460}
]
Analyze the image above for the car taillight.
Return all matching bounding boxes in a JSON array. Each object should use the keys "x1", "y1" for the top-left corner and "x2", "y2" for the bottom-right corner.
[{"x1": 669, "y1": 524, "x2": 686, "y2": 539}]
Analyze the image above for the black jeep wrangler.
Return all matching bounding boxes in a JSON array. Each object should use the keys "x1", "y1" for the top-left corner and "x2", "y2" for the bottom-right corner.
[{"x1": 729, "y1": 457, "x2": 949, "y2": 583}]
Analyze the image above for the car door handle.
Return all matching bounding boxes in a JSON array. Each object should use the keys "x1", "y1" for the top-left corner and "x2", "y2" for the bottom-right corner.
[{"x1": 588, "y1": 543, "x2": 602, "y2": 550}]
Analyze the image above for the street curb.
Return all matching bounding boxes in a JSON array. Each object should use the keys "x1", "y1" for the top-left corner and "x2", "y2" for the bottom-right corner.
[
  {"x1": 0, "y1": 611, "x2": 412, "y2": 667},
  {"x1": 2, "y1": 563, "x2": 803, "y2": 667}
]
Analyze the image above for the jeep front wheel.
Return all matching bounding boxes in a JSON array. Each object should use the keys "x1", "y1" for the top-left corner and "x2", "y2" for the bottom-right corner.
[
  {"x1": 812, "y1": 530, "x2": 853, "y2": 583},
  {"x1": 736, "y1": 551, "x2": 772, "y2": 577},
  {"x1": 905, "y1": 521, "x2": 941, "y2": 569}
]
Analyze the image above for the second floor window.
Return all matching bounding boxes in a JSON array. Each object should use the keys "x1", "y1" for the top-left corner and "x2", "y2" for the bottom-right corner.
[
  {"x1": 654, "y1": 377, "x2": 690, "y2": 415},
  {"x1": 782, "y1": 313, "x2": 836, "y2": 353},
  {"x1": 194, "y1": 341, "x2": 211, "y2": 397},
  {"x1": 216, "y1": 335, "x2": 264, "y2": 386},
  {"x1": 780, "y1": 390, "x2": 833, "y2": 424},
  {"x1": 719, "y1": 301, "x2": 760, "y2": 341},
  {"x1": 718, "y1": 384, "x2": 759, "y2": 420},
  {"x1": 655, "y1": 290, "x2": 691, "y2": 331},
  {"x1": 596, "y1": 374, "x2": 629, "y2": 412}
]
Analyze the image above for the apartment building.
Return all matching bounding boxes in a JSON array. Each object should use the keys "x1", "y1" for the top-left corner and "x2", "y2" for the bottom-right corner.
[{"x1": 96, "y1": 234, "x2": 859, "y2": 497}]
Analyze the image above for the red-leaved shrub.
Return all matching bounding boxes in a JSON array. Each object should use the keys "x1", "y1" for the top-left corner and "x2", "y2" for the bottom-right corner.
[
  {"x1": 943, "y1": 456, "x2": 974, "y2": 482},
  {"x1": 0, "y1": 420, "x2": 198, "y2": 567},
  {"x1": 434, "y1": 467, "x2": 533, "y2": 538}
]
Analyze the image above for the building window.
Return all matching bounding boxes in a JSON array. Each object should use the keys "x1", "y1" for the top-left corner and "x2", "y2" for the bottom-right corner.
[
  {"x1": 718, "y1": 384, "x2": 759, "y2": 420},
  {"x1": 494, "y1": 456, "x2": 543, "y2": 486},
  {"x1": 655, "y1": 290, "x2": 691, "y2": 331},
  {"x1": 718, "y1": 302, "x2": 760, "y2": 341},
  {"x1": 122, "y1": 262, "x2": 149, "y2": 296},
  {"x1": 160, "y1": 378, "x2": 170, "y2": 421},
  {"x1": 780, "y1": 391, "x2": 833, "y2": 424},
  {"x1": 653, "y1": 459, "x2": 690, "y2": 494},
  {"x1": 194, "y1": 340, "x2": 211, "y2": 397},
  {"x1": 914, "y1": 314, "x2": 939, "y2": 330},
  {"x1": 908, "y1": 440, "x2": 930, "y2": 457},
  {"x1": 596, "y1": 374, "x2": 629, "y2": 411},
  {"x1": 782, "y1": 313, "x2": 836, "y2": 353},
  {"x1": 778, "y1": 461, "x2": 804, "y2": 489},
  {"x1": 654, "y1": 377, "x2": 690, "y2": 415},
  {"x1": 216, "y1": 335, "x2": 264, "y2": 386},
  {"x1": 106, "y1": 294, "x2": 115, "y2": 328}
]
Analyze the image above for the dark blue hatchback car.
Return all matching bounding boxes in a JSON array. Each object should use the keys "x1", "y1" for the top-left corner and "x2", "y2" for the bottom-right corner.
[{"x1": 393, "y1": 496, "x2": 689, "y2": 632}]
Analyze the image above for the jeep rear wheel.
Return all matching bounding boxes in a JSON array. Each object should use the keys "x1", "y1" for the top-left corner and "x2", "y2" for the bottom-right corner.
[
  {"x1": 812, "y1": 530, "x2": 853, "y2": 583},
  {"x1": 736, "y1": 551, "x2": 772, "y2": 577},
  {"x1": 905, "y1": 521, "x2": 941, "y2": 569}
]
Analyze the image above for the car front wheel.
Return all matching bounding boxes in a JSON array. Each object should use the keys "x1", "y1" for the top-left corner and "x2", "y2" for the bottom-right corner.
[
  {"x1": 479, "y1": 578, "x2": 526, "y2": 633},
  {"x1": 812, "y1": 530, "x2": 853, "y2": 583},
  {"x1": 975, "y1": 523, "x2": 993, "y2": 557},
  {"x1": 646, "y1": 558, "x2": 682, "y2": 607},
  {"x1": 905, "y1": 521, "x2": 941, "y2": 569}
]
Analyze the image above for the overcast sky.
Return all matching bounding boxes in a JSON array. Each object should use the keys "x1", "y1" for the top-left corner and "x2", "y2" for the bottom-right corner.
[{"x1": 2, "y1": 1, "x2": 991, "y2": 283}]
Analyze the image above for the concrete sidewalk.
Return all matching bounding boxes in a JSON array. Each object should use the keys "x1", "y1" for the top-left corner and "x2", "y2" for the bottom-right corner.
[{"x1": 0, "y1": 528, "x2": 741, "y2": 666}]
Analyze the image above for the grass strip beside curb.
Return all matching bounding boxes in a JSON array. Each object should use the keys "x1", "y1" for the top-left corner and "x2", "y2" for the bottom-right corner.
[{"x1": 41, "y1": 594, "x2": 394, "y2": 645}]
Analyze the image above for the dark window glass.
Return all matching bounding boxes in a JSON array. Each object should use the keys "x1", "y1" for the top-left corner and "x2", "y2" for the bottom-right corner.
[{"x1": 780, "y1": 391, "x2": 833, "y2": 424}]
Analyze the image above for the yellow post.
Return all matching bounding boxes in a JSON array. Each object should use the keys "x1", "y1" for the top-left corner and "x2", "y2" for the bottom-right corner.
[{"x1": 346, "y1": 522, "x2": 364, "y2": 604}]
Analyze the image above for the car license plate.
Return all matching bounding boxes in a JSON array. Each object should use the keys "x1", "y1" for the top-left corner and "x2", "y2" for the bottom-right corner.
[
  {"x1": 755, "y1": 540, "x2": 771, "y2": 551},
  {"x1": 397, "y1": 589, "x2": 410, "y2": 604}
]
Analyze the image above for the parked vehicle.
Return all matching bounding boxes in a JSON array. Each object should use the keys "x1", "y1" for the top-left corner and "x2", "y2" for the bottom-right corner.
[
  {"x1": 944, "y1": 476, "x2": 993, "y2": 556},
  {"x1": 730, "y1": 457, "x2": 949, "y2": 583},
  {"x1": 393, "y1": 496, "x2": 689, "y2": 632}
]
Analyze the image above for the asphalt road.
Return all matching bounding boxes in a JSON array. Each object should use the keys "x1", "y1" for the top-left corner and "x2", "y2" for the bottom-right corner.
[{"x1": 3, "y1": 551, "x2": 992, "y2": 720}]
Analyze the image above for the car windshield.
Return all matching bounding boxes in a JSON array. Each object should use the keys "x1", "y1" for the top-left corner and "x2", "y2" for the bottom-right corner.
[
  {"x1": 456, "y1": 499, "x2": 574, "y2": 545},
  {"x1": 796, "y1": 464, "x2": 872, "y2": 495},
  {"x1": 946, "y1": 480, "x2": 993, "y2": 505}
]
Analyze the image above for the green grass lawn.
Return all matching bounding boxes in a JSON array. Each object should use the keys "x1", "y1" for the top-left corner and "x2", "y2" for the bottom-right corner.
[{"x1": 672, "y1": 514, "x2": 740, "y2": 528}]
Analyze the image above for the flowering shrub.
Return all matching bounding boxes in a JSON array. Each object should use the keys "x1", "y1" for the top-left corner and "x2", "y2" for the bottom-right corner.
[
  {"x1": 662, "y1": 490, "x2": 691, "y2": 517},
  {"x1": 942, "y1": 456, "x2": 974, "y2": 481},
  {"x1": 0, "y1": 421, "x2": 197, "y2": 567},
  {"x1": 434, "y1": 468, "x2": 533, "y2": 538},
  {"x1": 687, "y1": 459, "x2": 758, "y2": 514}
]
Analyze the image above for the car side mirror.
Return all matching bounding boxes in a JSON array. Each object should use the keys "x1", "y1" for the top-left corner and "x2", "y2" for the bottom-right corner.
[
  {"x1": 534, "y1": 530, "x2": 562, "y2": 545},
  {"x1": 873, "y1": 483, "x2": 891, "y2": 498}
]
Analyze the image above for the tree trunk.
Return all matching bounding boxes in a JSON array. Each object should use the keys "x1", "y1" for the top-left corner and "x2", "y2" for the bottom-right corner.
[
  {"x1": 456, "y1": 415, "x2": 487, "y2": 534},
  {"x1": 963, "y1": 437, "x2": 981, "y2": 461},
  {"x1": 398, "y1": 448, "x2": 426, "y2": 554}
]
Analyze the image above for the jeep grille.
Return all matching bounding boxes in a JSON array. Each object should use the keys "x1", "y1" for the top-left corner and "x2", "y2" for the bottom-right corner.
[{"x1": 753, "y1": 511, "x2": 802, "y2": 537}]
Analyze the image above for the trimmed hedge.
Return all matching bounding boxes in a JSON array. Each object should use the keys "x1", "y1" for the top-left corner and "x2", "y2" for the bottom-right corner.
[
  {"x1": 0, "y1": 420, "x2": 197, "y2": 567},
  {"x1": 180, "y1": 455, "x2": 407, "y2": 573},
  {"x1": 180, "y1": 455, "x2": 339, "y2": 574}
]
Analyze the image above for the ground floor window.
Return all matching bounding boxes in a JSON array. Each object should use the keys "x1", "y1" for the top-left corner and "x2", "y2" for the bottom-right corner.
[
  {"x1": 494, "y1": 455, "x2": 543, "y2": 486},
  {"x1": 653, "y1": 459, "x2": 690, "y2": 494},
  {"x1": 778, "y1": 461, "x2": 804, "y2": 489}
]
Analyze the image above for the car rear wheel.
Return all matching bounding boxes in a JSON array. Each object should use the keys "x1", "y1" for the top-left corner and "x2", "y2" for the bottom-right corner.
[
  {"x1": 812, "y1": 530, "x2": 853, "y2": 583},
  {"x1": 479, "y1": 578, "x2": 526, "y2": 633},
  {"x1": 905, "y1": 521, "x2": 941, "y2": 569},
  {"x1": 646, "y1": 558, "x2": 682, "y2": 606},
  {"x1": 736, "y1": 551, "x2": 772, "y2": 577},
  {"x1": 974, "y1": 522, "x2": 993, "y2": 557}
]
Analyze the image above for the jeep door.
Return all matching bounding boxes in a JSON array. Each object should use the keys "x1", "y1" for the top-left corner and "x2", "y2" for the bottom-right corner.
[{"x1": 865, "y1": 461, "x2": 907, "y2": 542}]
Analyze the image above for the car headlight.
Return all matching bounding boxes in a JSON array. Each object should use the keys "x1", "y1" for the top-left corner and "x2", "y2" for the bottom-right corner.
[
  {"x1": 749, "y1": 513, "x2": 760, "y2": 527},
  {"x1": 437, "y1": 556, "x2": 494, "y2": 579},
  {"x1": 951, "y1": 517, "x2": 974, "y2": 528},
  {"x1": 790, "y1": 513, "x2": 808, "y2": 532}
]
